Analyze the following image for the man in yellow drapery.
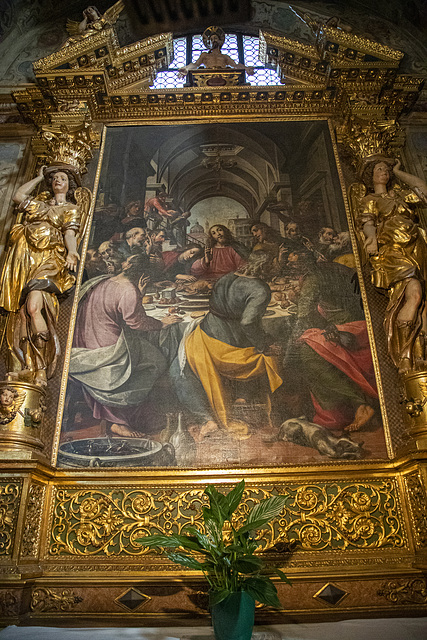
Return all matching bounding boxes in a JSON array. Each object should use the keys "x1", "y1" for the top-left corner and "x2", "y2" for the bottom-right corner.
[{"x1": 172, "y1": 250, "x2": 282, "y2": 439}]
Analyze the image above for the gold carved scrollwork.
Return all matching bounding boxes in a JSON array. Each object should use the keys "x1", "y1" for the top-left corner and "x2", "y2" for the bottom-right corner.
[
  {"x1": 336, "y1": 116, "x2": 403, "y2": 171},
  {"x1": 378, "y1": 578, "x2": 427, "y2": 605},
  {"x1": 21, "y1": 484, "x2": 46, "y2": 558},
  {"x1": 0, "y1": 481, "x2": 22, "y2": 556},
  {"x1": 50, "y1": 482, "x2": 405, "y2": 557},
  {"x1": 0, "y1": 591, "x2": 18, "y2": 617},
  {"x1": 30, "y1": 587, "x2": 83, "y2": 613},
  {"x1": 404, "y1": 472, "x2": 427, "y2": 548},
  {"x1": 274, "y1": 482, "x2": 404, "y2": 551}
]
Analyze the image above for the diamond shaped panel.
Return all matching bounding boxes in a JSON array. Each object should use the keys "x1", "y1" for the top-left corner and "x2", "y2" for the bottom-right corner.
[
  {"x1": 115, "y1": 587, "x2": 151, "y2": 611},
  {"x1": 313, "y1": 582, "x2": 348, "y2": 606}
]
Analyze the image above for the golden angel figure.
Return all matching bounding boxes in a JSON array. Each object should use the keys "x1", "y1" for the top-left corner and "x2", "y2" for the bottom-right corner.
[
  {"x1": 350, "y1": 155, "x2": 427, "y2": 374},
  {"x1": 64, "y1": 2, "x2": 124, "y2": 43},
  {"x1": 0, "y1": 164, "x2": 91, "y2": 386}
]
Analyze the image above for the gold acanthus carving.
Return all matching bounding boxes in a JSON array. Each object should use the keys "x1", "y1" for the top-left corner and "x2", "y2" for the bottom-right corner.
[
  {"x1": 336, "y1": 117, "x2": 403, "y2": 170},
  {"x1": 30, "y1": 588, "x2": 83, "y2": 613},
  {"x1": 0, "y1": 481, "x2": 22, "y2": 556},
  {"x1": 49, "y1": 481, "x2": 405, "y2": 558},
  {"x1": 0, "y1": 591, "x2": 18, "y2": 617},
  {"x1": 378, "y1": 578, "x2": 427, "y2": 605},
  {"x1": 21, "y1": 484, "x2": 46, "y2": 558},
  {"x1": 404, "y1": 472, "x2": 427, "y2": 548}
]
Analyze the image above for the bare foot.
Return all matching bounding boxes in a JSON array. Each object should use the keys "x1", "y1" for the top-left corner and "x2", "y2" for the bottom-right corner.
[
  {"x1": 198, "y1": 420, "x2": 220, "y2": 440},
  {"x1": 110, "y1": 423, "x2": 142, "y2": 438},
  {"x1": 344, "y1": 404, "x2": 375, "y2": 432}
]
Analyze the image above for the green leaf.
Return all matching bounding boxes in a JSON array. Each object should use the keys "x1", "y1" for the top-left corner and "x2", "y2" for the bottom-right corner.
[
  {"x1": 234, "y1": 555, "x2": 263, "y2": 574},
  {"x1": 237, "y1": 496, "x2": 287, "y2": 535},
  {"x1": 245, "y1": 495, "x2": 287, "y2": 526},
  {"x1": 223, "y1": 479, "x2": 245, "y2": 520},
  {"x1": 223, "y1": 544, "x2": 247, "y2": 554},
  {"x1": 204, "y1": 485, "x2": 228, "y2": 525},
  {"x1": 166, "y1": 551, "x2": 206, "y2": 571},
  {"x1": 135, "y1": 534, "x2": 174, "y2": 547},
  {"x1": 186, "y1": 526, "x2": 218, "y2": 555},
  {"x1": 235, "y1": 517, "x2": 273, "y2": 535},
  {"x1": 275, "y1": 568, "x2": 292, "y2": 585},
  {"x1": 209, "y1": 589, "x2": 231, "y2": 606},
  {"x1": 243, "y1": 576, "x2": 282, "y2": 609},
  {"x1": 202, "y1": 507, "x2": 222, "y2": 543},
  {"x1": 136, "y1": 533, "x2": 204, "y2": 553}
]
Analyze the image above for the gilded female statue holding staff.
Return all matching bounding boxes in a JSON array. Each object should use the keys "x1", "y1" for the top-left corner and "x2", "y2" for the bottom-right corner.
[
  {"x1": 0, "y1": 163, "x2": 91, "y2": 386},
  {"x1": 353, "y1": 155, "x2": 427, "y2": 374}
]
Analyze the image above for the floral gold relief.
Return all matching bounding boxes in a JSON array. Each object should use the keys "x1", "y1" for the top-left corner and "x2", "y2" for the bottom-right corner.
[
  {"x1": 378, "y1": 577, "x2": 427, "y2": 605},
  {"x1": 21, "y1": 484, "x2": 46, "y2": 559},
  {"x1": 404, "y1": 472, "x2": 427, "y2": 548},
  {"x1": 0, "y1": 481, "x2": 22, "y2": 557},
  {"x1": 0, "y1": 591, "x2": 19, "y2": 618},
  {"x1": 49, "y1": 481, "x2": 405, "y2": 558},
  {"x1": 30, "y1": 587, "x2": 83, "y2": 613}
]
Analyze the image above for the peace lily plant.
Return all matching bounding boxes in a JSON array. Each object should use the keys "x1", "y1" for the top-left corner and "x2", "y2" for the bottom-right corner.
[{"x1": 137, "y1": 479, "x2": 291, "y2": 632}]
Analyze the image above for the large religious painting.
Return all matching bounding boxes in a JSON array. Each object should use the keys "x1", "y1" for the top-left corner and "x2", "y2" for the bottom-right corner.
[{"x1": 55, "y1": 120, "x2": 388, "y2": 469}]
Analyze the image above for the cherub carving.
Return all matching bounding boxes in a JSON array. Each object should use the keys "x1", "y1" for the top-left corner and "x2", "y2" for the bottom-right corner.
[{"x1": 0, "y1": 387, "x2": 26, "y2": 425}]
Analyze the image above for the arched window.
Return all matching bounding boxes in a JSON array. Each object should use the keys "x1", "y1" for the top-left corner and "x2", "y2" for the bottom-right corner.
[{"x1": 152, "y1": 33, "x2": 283, "y2": 89}]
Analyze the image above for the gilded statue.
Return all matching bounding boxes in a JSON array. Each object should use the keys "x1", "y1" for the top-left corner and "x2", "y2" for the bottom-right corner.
[
  {"x1": 64, "y1": 1, "x2": 124, "y2": 44},
  {"x1": 351, "y1": 155, "x2": 427, "y2": 374},
  {"x1": 178, "y1": 26, "x2": 254, "y2": 77},
  {"x1": 0, "y1": 164, "x2": 91, "y2": 386}
]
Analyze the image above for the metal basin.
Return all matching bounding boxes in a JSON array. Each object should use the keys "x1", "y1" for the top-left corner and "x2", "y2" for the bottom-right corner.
[{"x1": 58, "y1": 436, "x2": 175, "y2": 468}]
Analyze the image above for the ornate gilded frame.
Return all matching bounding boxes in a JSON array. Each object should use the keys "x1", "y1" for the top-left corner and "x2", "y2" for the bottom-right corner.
[{"x1": 0, "y1": 16, "x2": 426, "y2": 625}]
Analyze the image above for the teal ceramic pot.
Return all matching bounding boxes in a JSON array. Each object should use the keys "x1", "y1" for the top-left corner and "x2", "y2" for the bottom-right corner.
[{"x1": 211, "y1": 591, "x2": 255, "y2": 640}]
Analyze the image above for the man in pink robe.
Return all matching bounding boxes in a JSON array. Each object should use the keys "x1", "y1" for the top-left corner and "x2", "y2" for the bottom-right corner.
[
  {"x1": 70, "y1": 254, "x2": 180, "y2": 437},
  {"x1": 190, "y1": 224, "x2": 248, "y2": 280}
]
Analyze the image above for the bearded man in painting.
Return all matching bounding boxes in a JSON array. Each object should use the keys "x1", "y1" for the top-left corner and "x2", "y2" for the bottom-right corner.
[
  {"x1": 69, "y1": 253, "x2": 180, "y2": 437},
  {"x1": 190, "y1": 224, "x2": 249, "y2": 281}
]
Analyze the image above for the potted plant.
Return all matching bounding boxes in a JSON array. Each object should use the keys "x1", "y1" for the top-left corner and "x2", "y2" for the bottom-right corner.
[{"x1": 137, "y1": 480, "x2": 291, "y2": 640}]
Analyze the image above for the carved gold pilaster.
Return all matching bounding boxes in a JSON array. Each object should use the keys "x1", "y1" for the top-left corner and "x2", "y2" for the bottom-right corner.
[
  {"x1": 401, "y1": 373, "x2": 427, "y2": 452},
  {"x1": 20, "y1": 483, "x2": 46, "y2": 560},
  {"x1": 0, "y1": 479, "x2": 23, "y2": 559}
]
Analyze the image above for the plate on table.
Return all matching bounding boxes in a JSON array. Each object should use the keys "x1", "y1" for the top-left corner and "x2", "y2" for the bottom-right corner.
[
  {"x1": 143, "y1": 304, "x2": 156, "y2": 311},
  {"x1": 179, "y1": 294, "x2": 210, "y2": 302},
  {"x1": 155, "y1": 302, "x2": 181, "y2": 309},
  {"x1": 179, "y1": 301, "x2": 210, "y2": 311}
]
